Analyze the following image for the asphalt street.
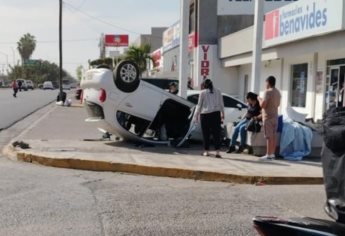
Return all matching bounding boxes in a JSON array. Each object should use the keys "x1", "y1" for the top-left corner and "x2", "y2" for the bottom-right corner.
[
  {"x1": 0, "y1": 157, "x2": 328, "y2": 236},
  {"x1": 0, "y1": 94, "x2": 329, "y2": 236},
  {"x1": 0, "y1": 89, "x2": 57, "y2": 130}
]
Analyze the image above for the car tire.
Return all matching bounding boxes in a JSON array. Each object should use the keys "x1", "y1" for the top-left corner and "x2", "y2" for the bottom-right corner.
[{"x1": 113, "y1": 60, "x2": 140, "y2": 93}]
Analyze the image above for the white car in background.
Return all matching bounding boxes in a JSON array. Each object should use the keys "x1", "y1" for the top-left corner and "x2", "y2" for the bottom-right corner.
[
  {"x1": 43, "y1": 81, "x2": 54, "y2": 90},
  {"x1": 16, "y1": 79, "x2": 28, "y2": 91},
  {"x1": 26, "y1": 80, "x2": 34, "y2": 90},
  {"x1": 62, "y1": 79, "x2": 71, "y2": 90},
  {"x1": 81, "y1": 61, "x2": 247, "y2": 146}
]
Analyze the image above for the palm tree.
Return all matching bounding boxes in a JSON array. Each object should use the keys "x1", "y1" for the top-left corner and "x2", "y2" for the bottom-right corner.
[
  {"x1": 17, "y1": 33, "x2": 36, "y2": 64},
  {"x1": 125, "y1": 44, "x2": 152, "y2": 75}
]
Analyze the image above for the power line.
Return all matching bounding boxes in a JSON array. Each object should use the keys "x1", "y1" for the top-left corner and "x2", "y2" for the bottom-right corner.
[
  {"x1": 63, "y1": 1, "x2": 163, "y2": 40},
  {"x1": 64, "y1": 4, "x2": 103, "y2": 35},
  {"x1": 76, "y1": 0, "x2": 87, "y2": 9},
  {"x1": 63, "y1": 1, "x2": 141, "y2": 35}
]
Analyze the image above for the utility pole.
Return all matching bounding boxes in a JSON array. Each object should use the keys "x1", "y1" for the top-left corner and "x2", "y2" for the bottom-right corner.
[
  {"x1": 251, "y1": 0, "x2": 264, "y2": 93},
  {"x1": 58, "y1": 0, "x2": 65, "y2": 101},
  {"x1": 59, "y1": 0, "x2": 63, "y2": 94},
  {"x1": 178, "y1": 0, "x2": 189, "y2": 98}
]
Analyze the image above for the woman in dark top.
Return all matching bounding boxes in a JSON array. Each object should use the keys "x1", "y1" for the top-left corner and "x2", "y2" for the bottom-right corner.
[{"x1": 227, "y1": 92, "x2": 261, "y2": 154}]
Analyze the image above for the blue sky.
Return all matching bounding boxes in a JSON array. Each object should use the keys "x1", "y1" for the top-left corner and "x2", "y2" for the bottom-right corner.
[{"x1": 0, "y1": 0, "x2": 180, "y2": 76}]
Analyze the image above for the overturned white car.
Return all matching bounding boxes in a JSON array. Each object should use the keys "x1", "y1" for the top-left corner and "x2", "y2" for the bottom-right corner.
[{"x1": 81, "y1": 61, "x2": 247, "y2": 146}]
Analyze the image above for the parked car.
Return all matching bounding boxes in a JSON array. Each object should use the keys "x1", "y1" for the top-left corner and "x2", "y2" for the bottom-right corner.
[
  {"x1": 16, "y1": 79, "x2": 28, "y2": 91},
  {"x1": 62, "y1": 79, "x2": 71, "y2": 90},
  {"x1": 81, "y1": 61, "x2": 247, "y2": 146},
  {"x1": 26, "y1": 80, "x2": 34, "y2": 90},
  {"x1": 38, "y1": 83, "x2": 43, "y2": 89},
  {"x1": 43, "y1": 81, "x2": 54, "y2": 90}
]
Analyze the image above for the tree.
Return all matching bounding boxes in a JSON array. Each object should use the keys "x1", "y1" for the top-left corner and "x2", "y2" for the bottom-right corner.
[
  {"x1": 76, "y1": 65, "x2": 83, "y2": 81},
  {"x1": 125, "y1": 44, "x2": 152, "y2": 75},
  {"x1": 17, "y1": 33, "x2": 36, "y2": 64},
  {"x1": 7, "y1": 65, "x2": 23, "y2": 81},
  {"x1": 7, "y1": 60, "x2": 70, "y2": 85}
]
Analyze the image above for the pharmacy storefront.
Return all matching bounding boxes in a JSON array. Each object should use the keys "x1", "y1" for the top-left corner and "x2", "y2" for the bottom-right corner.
[{"x1": 220, "y1": 0, "x2": 345, "y2": 120}]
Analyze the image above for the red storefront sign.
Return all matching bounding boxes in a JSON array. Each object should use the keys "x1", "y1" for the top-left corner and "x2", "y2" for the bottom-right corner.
[
  {"x1": 200, "y1": 45, "x2": 210, "y2": 78},
  {"x1": 264, "y1": 10, "x2": 280, "y2": 40},
  {"x1": 105, "y1": 35, "x2": 129, "y2": 47}
]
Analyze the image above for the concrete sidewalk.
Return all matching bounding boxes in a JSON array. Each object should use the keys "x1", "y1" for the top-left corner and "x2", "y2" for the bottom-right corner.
[{"x1": 3, "y1": 103, "x2": 324, "y2": 185}]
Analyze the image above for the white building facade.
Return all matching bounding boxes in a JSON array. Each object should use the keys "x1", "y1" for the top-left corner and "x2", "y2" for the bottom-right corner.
[{"x1": 220, "y1": 0, "x2": 345, "y2": 121}]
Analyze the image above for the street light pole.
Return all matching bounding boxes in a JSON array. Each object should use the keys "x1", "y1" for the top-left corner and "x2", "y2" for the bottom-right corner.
[
  {"x1": 57, "y1": 0, "x2": 66, "y2": 102},
  {"x1": 59, "y1": 0, "x2": 63, "y2": 95}
]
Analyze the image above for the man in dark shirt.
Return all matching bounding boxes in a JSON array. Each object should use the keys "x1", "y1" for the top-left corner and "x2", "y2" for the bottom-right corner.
[{"x1": 227, "y1": 92, "x2": 261, "y2": 154}]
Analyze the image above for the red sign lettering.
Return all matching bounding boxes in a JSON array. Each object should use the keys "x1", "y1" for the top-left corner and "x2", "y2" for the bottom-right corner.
[{"x1": 201, "y1": 45, "x2": 210, "y2": 78}]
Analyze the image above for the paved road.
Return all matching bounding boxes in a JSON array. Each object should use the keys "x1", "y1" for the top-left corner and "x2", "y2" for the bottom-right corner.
[
  {"x1": 0, "y1": 157, "x2": 328, "y2": 236},
  {"x1": 0, "y1": 97, "x2": 329, "y2": 236},
  {"x1": 0, "y1": 89, "x2": 57, "y2": 130}
]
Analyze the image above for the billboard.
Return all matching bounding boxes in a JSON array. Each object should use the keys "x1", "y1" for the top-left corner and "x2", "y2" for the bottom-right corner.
[
  {"x1": 217, "y1": 0, "x2": 298, "y2": 15},
  {"x1": 105, "y1": 35, "x2": 129, "y2": 47},
  {"x1": 264, "y1": 0, "x2": 345, "y2": 47},
  {"x1": 162, "y1": 22, "x2": 180, "y2": 52}
]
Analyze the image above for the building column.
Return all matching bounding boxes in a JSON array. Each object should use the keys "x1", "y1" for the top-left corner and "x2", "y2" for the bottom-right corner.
[
  {"x1": 251, "y1": 0, "x2": 264, "y2": 93},
  {"x1": 178, "y1": 0, "x2": 189, "y2": 98},
  {"x1": 311, "y1": 53, "x2": 318, "y2": 119}
]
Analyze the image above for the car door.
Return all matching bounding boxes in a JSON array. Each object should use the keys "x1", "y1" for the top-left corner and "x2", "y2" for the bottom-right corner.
[
  {"x1": 222, "y1": 95, "x2": 247, "y2": 124},
  {"x1": 176, "y1": 107, "x2": 197, "y2": 147},
  {"x1": 187, "y1": 93, "x2": 247, "y2": 123}
]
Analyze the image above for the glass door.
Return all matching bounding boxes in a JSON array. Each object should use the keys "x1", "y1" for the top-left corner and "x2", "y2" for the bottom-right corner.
[
  {"x1": 339, "y1": 66, "x2": 345, "y2": 107},
  {"x1": 326, "y1": 66, "x2": 345, "y2": 109}
]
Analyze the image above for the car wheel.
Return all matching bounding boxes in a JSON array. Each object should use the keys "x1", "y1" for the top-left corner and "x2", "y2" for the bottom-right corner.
[{"x1": 113, "y1": 60, "x2": 140, "y2": 93}]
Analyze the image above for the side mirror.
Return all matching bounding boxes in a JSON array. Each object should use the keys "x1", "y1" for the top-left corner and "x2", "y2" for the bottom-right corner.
[{"x1": 236, "y1": 103, "x2": 242, "y2": 111}]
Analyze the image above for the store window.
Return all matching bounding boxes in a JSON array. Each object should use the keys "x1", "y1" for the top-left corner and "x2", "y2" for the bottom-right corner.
[{"x1": 291, "y1": 63, "x2": 308, "y2": 107}]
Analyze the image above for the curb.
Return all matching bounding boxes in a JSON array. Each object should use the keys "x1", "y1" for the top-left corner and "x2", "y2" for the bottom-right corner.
[
  {"x1": 5, "y1": 146, "x2": 324, "y2": 185},
  {"x1": 71, "y1": 103, "x2": 84, "y2": 108}
]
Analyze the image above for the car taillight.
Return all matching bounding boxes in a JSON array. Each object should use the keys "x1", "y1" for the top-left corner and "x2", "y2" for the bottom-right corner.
[{"x1": 99, "y1": 89, "x2": 106, "y2": 103}]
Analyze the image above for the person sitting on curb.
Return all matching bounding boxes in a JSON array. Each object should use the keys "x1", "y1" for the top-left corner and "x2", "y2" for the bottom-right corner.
[{"x1": 227, "y1": 92, "x2": 261, "y2": 154}]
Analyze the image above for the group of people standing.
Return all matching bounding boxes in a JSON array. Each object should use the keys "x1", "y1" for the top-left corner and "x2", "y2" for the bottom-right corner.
[{"x1": 194, "y1": 76, "x2": 281, "y2": 160}]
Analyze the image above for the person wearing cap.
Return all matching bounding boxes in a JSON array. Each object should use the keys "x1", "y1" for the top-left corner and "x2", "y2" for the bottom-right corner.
[
  {"x1": 195, "y1": 79, "x2": 224, "y2": 158},
  {"x1": 227, "y1": 92, "x2": 261, "y2": 154}
]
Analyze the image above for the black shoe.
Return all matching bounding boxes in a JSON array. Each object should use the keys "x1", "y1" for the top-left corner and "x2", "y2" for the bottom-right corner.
[
  {"x1": 236, "y1": 146, "x2": 245, "y2": 153},
  {"x1": 226, "y1": 146, "x2": 236, "y2": 153}
]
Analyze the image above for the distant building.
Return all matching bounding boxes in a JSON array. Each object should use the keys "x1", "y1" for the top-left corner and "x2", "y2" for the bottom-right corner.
[{"x1": 133, "y1": 27, "x2": 167, "y2": 52}]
